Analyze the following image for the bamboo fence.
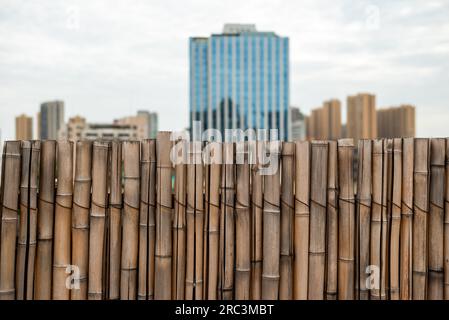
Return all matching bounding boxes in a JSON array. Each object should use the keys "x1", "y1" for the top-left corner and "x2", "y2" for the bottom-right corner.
[{"x1": 0, "y1": 136, "x2": 449, "y2": 300}]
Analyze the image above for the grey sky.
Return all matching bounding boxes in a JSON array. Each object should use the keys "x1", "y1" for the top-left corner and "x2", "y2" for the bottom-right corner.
[{"x1": 1, "y1": 0, "x2": 448, "y2": 140}]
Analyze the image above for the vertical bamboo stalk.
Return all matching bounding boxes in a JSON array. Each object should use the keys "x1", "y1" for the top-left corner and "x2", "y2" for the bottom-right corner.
[
  {"x1": 219, "y1": 142, "x2": 235, "y2": 300},
  {"x1": 308, "y1": 141, "x2": 328, "y2": 300},
  {"x1": 34, "y1": 140, "x2": 56, "y2": 300},
  {"x1": 428, "y1": 138, "x2": 445, "y2": 300},
  {"x1": 326, "y1": 141, "x2": 339, "y2": 300},
  {"x1": 203, "y1": 148, "x2": 210, "y2": 300},
  {"x1": 250, "y1": 141, "x2": 263, "y2": 300},
  {"x1": 445, "y1": 138, "x2": 449, "y2": 300},
  {"x1": 108, "y1": 141, "x2": 122, "y2": 300},
  {"x1": 147, "y1": 140, "x2": 156, "y2": 300},
  {"x1": 337, "y1": 139, "x2": 355, "y2": 300},
  {"x1": 356, "y1": 140, "x2": 372, "y2": 300},
  {"x1": 138, "y1": 140, "x2": 150, "y2": 300},
  {"x1": 172, "y1": 139, "x2": 187, "y2": 299},
  {"x1": 412, "y1": 138, "x2": 430, "y2": 300},
  {"x1": 154, "y1": 132, "x2": 173, "y2": 300},
  {"x1": 293, "y1": 141, "x2": 310, "y2": 300},
  {"x1": 88, "y1": 141, "x2": 109, "y2": 300},
  {"x1": 194, "y1": 141, "x2": 204, "y2": 300},
  {"x1": 235, "y1": 142, "x2": 251, "y2": 299},
  {"x1": 71, "y1": 141, "x2": 92, "y2": 300},
  {"x1": 400, "y1": 138, "x2": 414, "y2": 300},
  {"x1": 53, "y1": 141, "x2": 74, "y2": 300},
  {"x1": 389, "y1": 138, "x2": 402, "y2": 300},
  {"x1": 120, "y1": 141, "x2": 140, "y2": 300},
  {"x1": 279, "y1": 142, "x2": 294, "y2": 300},
  {"x1": 16, "y1": 141, "x2": 32, "y2": 300},
  {"x1": 0, "y1": 141, "x2": 21, "y2": 300},
  {"x1": 207, "y1": 142, "x2": 221, "y2": 300},
  {"x1": 262, "y1": 141, "x2": 281, "y2": 300},
  {"x1": 185, "y1": 144, "x2": 195, "y2": 299}
]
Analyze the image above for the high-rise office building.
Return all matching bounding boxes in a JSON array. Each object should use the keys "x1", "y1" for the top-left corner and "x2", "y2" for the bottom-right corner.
[
  {"x1": 346, "y1": 93, "x2": 377, "y2": 141},
  {"x1": 190, "y1": 24, "x2": 290, "y2": 140},
  {"x1": 39, "y1": 100, "x2": 65, "y2": 140},
  {"x1": 377, "y1": 105, "x2": 415, "y2": 138},
  {"x1": 15, "y1": 114, "x2": 33, "y2": 140}
]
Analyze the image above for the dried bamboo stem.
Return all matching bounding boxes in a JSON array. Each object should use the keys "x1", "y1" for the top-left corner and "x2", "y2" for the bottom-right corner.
[
  {"x1": 356, "y1": 140, "x2": 372, "y2": 300},
  {"x1": 262, "y1": 141, "x2": 281, "y2": 300},
  {"x1": 337, "y1": 139, "x2": 355, "y2": 300},
  {"x1": 185, "y1": 144, "x2": 195, "y2": 299},
  {"x1": 326, "y1": 141, "x2": 339, "y2": 300},
  {"x1": 120, "y1": 141, "x2": 140, "y2": 300},
  {"x1": 53, "y1": 141, "x2": 74, "y2": 300},
  {"x1": 235, "y1": 142, "x2": 251, "y2": 300},
  {"x1": 194, "y1": 141, "x2": 204, "y2": 300},
  {"x1": 279, "y1": 142, "x2": 294, "y2": 300},
  {"x1": 400, "y1": 138, "x2": 414, "y2": 300},
  {"x1": 0, "y1": 141, "x2": 21, "y2": 300},
  {"x1": 154, "y1": 132, "x2": 173, "y2": 300},
  {"x1": 428, "y1": 138, "x2": 445, "y2": 300},
  {"x1": 71, "y1": 141, "x2": 92, "y2": 300},
  {"x1": 34, "y1": 141, "x2": 56, "y2": 300},
  {"x1": 108, "y1": 141, "x2": 122, "y2": 300},
  {"x1": 412, "y1": 138, "x2": 430, "y2": 300},
  {"x1": 88, "y1": 141, "x2": 109, "y2": 300},
  {"x1": 147, "y1": 140, "x2": 156, "y2": 300},
  {"x1": 445, "y1": 138, "x2": 449, "y2": 300},
  {"x1": 389, "y1": 138, "x2": 402, "y2": 300},
  {"x1": 293, "y1": 141, "x2": 310, "y2": 300},
  {"x1": 207, "y1": 142, "x2": 221, "y2": 300},
  {"x1": 250, "y1": 141, "x2": 263, "y2": 300},
  {"x1": 308, "y1": 141, "x2": 328, "y2": 300}
]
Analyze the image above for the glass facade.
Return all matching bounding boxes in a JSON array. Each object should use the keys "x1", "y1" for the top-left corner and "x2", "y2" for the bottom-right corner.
[{"x1": 190, "y1": 24, "x2": 290, "y2": 140}]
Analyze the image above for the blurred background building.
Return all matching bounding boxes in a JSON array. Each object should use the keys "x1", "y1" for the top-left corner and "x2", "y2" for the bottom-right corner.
[
  {"x1": 190, "y1": 24, "x2": 290, "y2": 140},
  {"x1": 346, "y1": 93, "x2": 377, "y2": 142},
  {"x1": 38, "y1": 100, "x2": 65, "y2": 140},
  {"x1": 377, "y1": 105, "x2": 416, "y2": 138},
  {"x1": 114, "y1": 110, "x2": 158, "y2": 140},
  {"x1": 15, "y1": 114, "x2": 33, "y2": 140},
  {"x1": 290, "y1": 107, "x2": 306, "y2": 140}
]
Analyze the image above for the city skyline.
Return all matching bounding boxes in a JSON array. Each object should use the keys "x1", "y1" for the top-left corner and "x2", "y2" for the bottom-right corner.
[{"x1": 1, "y1": 0, "x2": 449, "y2": 140}]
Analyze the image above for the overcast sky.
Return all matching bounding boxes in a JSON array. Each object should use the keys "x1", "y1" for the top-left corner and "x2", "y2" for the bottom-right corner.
[{"x1": 1, "y1": 0, "x2": 448, "y2": 140}]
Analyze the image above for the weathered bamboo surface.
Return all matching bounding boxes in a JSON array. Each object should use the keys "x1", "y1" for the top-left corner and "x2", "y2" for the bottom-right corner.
[{"x1": 1, "y1": 136, "x2": 449, "y2": 300}]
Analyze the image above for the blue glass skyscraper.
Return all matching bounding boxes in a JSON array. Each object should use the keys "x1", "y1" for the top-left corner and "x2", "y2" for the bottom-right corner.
[{"x1": 190, "y1": 24, "x2": 290, "y2": 141}]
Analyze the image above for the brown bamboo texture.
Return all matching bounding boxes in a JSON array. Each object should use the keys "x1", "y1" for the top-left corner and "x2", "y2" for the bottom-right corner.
[
  {"x1": 71, "y1": 141, "x2": 92, "y2": 300},
  {"x1": 445, "y1": 138, "x2": 449, "y2": 300},
  {"x1": 120, "y1": 141, "x2": 140, "y2": 300},
  {"x1": 34, "y1": 140, "x2": 56, "y2": 300}
]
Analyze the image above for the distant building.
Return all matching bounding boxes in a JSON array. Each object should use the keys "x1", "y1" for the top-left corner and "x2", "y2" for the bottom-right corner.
[
  {"x1": 114, "y1": 110, "x2": 158, "y2": 140},
  {"x1": 15, "y1": 114, "x2": 33, "y2": 140},
  {"x1": 81, "y1": 123, "x2": 137, "y2": 141},
  {"x1": 290, "y1": 107, "x2": 306, "y2": 140},
  {"x1": 377, "y1": 105, "x2": 415, "y2": 138},
  {"x1": 58, "y1": 116, "x2": 87, "y2": 141},
  {"x1": 306, "y1": 99, "x2": 342, "y2": 140},
  {"x1": 39, "y1": 100, "x2": 65, "y2": 140},
  {"x1": 190, "y1": 24, "x2": 290, "y2": 140},
  {"x1": 346, "y1": 93, "x2": 377, "y2": 141}
]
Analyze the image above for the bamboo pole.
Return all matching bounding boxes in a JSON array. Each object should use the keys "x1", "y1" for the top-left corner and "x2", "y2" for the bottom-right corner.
[
  {"x1": 250, "y1": 141, "x2": 263, "y2": 300},
  {"x1": 172, "y1": 139, "x2": 187, "y2": 300},
  {"x1": 185, "y1": 143, "x2": 195, "y2": 299},
  {"x1": 194, "y1": 141, "x2": 204, "y2": 300},
  {"x1": 400, "y1": 137, "x2": 414, "y2": 300},
  {"x1": 412, "y1": 138, "x2": 430, "y2": 300},
  {"x1": 445, "y1": 138, "x2": 449, "y2": 300},
  {"x1": 138, "y1": 140, "x2": 150, "y2": 300},
  {"x1": 15, "y1": 141, "x2": 32, "y2": 300},
  {"x1": 428, "y1": 138, "x2": 445, "y2": 300},
  {"x1": 356, "y1": 140, "x2": 372, "y2": 300},
  {"x1": 88, "y1": 141, "x2": 109, "y2": 300},
  {"x1": 120, "y1": 141, "x2": 140, "y2": 300},
  {"x1": 293, "y1": 141, "x2": 310, "y2": 300},
  {"x1": 71, "y1": 141, "x2": 92, "y2": 300},
  {"x1": 337, "y1": 139, "x2": 355, "y2": 300},
  {"x1": 202, "y1": 147, "x2": 210, "y2": 300},
  {"x1": 262, "y1": 141, "x2": 281, "y2": 300},
  {"x1": 147, "y1": 140, "x2": 156, "y2": 300},
  {"x1": 154, "y1": 132, "x2": 173, "y2": 300},
  {"x1": 370, "y1": 139, "x2": 383, "y2": 300},
  {"x1": 108, "y1": 141, "x2": 122, "y2": 300},
  {"x1": 219, "y1": 142, "x2": 235, "y2": 300},
  {"x1": 235, "y1": 142, "x2": 251, "y2": 300},
  {"x1": 389, "y1": 138, "x2": 402, "y2": 300},
  {"x1": 0, "y1": 141, "x2": 21, "y2": 300},
  {"x1": 308, "y1": 141, "x2": 328, "y2": 300},
  {"x1": 279, "y1": 142, "x2": 294, "y2": 300},
  {"x1": 326, "y1": 141, "x2": 339, "y2": 300},
  {"x1": 52, "y1": 141, "x2": 73, "y2": 300},
  {"x1": 34, "y1": 140, "x2": 56, "y2": 300},
  {"x1": 207, "y1": 142, "x2": 221, "y2": 300}
]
